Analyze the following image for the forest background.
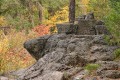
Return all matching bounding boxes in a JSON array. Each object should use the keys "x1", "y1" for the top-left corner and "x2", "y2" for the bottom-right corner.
[{"x1": 0, "y1": 0, "x2": 120, "y2": 73}]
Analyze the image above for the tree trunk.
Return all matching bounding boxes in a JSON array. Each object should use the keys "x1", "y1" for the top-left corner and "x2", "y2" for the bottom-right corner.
[
  {"x1": 69, "y1": 0, "x2": 75, "y2": 23},
  {"x1": 28, "y1": 0, "x2": 34, "y2": 27},
  {"x1": 36, "y1": 1, "x2": 43, "y2": 23}
]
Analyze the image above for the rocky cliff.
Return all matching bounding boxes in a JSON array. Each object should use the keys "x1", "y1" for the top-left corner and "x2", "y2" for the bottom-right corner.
[{"x1": 15, "y1": 34, "x2": 119, "y2": 80}]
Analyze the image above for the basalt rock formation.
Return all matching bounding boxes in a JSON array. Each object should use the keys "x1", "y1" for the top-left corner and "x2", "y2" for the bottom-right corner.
[
  {"x1": 19, "y1": 13, "x2": 120, "y2": 80},
  {"x1": 18, "y1": 34, "x2": 120, "y2": 80},
  {"x1": 1, "y1": 13, "x2": 120, "y2": 80}
]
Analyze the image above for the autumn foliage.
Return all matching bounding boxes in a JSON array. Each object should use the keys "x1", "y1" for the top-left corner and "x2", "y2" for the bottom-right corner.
[
  {"x1": 33, "y1": 24, "x2": 50, "y2": 36},
  {"x1": 0, "y1": 30, "x2": 36, "y2": 73}
]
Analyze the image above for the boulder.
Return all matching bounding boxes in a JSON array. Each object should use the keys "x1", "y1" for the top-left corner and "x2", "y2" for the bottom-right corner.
[{"x1": 24, "y1": 35, "x2": 51, "y2": 60}]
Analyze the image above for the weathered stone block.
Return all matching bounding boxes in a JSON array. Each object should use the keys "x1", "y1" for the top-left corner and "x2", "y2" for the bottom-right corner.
[
  {"x1": 56, "y1": 23, "x2": 78, "y2": 34},
  {"x1": 76, "y1": 19, "x2": 96, "y2": 35},
  {"x1": 95, "y1": 25, "x2": 110, "y2": 35}
]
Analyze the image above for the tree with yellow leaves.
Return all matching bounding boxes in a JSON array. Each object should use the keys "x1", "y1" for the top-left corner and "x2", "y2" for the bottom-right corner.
[{"x1": 0, "y1": 16, "x2": 7, "y2": 26}]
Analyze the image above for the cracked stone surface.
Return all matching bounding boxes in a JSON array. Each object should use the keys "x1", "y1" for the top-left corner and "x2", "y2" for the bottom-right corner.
[{"x1": 10, "y1": 34, "x2": 119, "y2": 80}]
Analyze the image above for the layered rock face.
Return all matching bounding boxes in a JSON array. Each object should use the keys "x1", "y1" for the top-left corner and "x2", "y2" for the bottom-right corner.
[{"x1": 18, "y1": 34, "x2": 120, "y2": 80}]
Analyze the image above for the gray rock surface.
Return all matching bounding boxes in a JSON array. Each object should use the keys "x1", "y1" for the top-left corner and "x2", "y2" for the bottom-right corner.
[
  {"x1": 56, "y1": 13, "x2": 110, "y2": 35},
  {"x1": 77, "y1": 19, "x2": 96, "y2": 35},
  {"x1": 95, "y1": 25, "x2": 110, "y2": 35},
  {"x1": 96, "y1": 20, "x2": 105, "y2": 25},
  {"x1": 35, "y1": 71, "x2": 64, "y2": 80},
  {"x1": 24, "y1": 35, "x2": 52, "y2": 60},
  {"x1": 17, "y1": 34, "x2": 120, "y2": 80},
  {"x1": 56, "y1": 23, "x2": 78, "y2": 34},
  {"x1": 85, "y1": 12, "x2": 95, "y2": 20},
  {"x1": 96, "y1": 61, "x2": 120, "y2": 79},
  {"x1": 0, "y1": 76, "x2": 16, "y2": 80}
]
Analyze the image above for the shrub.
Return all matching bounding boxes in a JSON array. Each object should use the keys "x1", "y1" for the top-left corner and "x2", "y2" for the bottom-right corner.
[
  {"x1": 104, "y1": 10, "x2": 120, "y2": 45},
  {"x1": 0, "y1": 30, "x2": 37, "y2": 73},
  {"x1": 0, "y1": 16, "x2": 7, "y2": 26},
  {"x1": 42, "y1": 6, "x2": 69, "y2": 33},
  {"x1": 114, "y1": 49, "x2": 120, "y2": 59},
  {"x1": 84, "y1": 63, "x2": 100, "y2": 75},
  {"x1": 84, "y1": 64, "x2": 100, "y2": 72},
  {"x1": 32, "y1": 24, "x2": 50, "y2": 36}
]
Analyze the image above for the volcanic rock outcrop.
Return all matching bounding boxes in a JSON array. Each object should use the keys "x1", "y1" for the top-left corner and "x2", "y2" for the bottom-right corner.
[
  {"x1": 19, "y1": 34, "x2": 120, "y2": 80},
  {"x1": 18, "y1": 13, "x2": 119, "y2": 80},
  {"x1": 1, "y1": 13, "x2": 120, "y2": 80}
]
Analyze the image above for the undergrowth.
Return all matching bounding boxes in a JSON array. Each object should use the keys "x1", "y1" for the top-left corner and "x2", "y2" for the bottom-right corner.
[
  {"x1": 114, "y1": 49, "x2": 120, "y2": 60},
  {"x1": 0, "y1": 30, "x2": 37, "y2": 73},
  {"x1": 84, "y1": 63, "x2": 100, "y2": 75}
]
